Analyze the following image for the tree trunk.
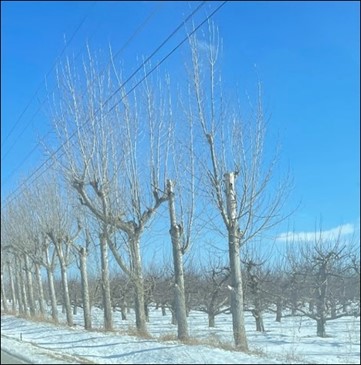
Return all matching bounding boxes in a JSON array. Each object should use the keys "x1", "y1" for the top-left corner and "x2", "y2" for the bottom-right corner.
[
  {"x1": 167, "y1": 179, "x2": 189, "y2": 341},
  {"x1": 34, "y1": 263, "x2": 46, "y2": 317},
  {"x1": 309, "y1": 299, "x2": 314, "y2": 313},
  {"x1": 100, "y1": 232, "x2": 113, "y2": 331},
  {"x1": 171, "y1": 305, "x2": 177, "y2": 325},
  {"x1": 1, "y1": 272, "x2": 9, "y2": 312},
  {"x1": 7, "y1": 262, "x2": 17, "y2": 312},
  {"x1": 252, "y1": 309, "x2": 265, "y2": 332},
  {"x1": 275, "y1": 296, "x2": 282, "y2": 322},
  {"x1": 256, "y1": 315, "x2": 265, "y2": 332},
  {"x1": 254, "y1": 295, "x2": 265, "y2": 332},
  {"x1": 161, "y1": 304, "x2": 166, "y2": 316},
  {"x1": 59, "y1": 260, "x2": 73, "y2": 326},
  {"x1": 133, "y1": 279, "x2": 147, "y2": 333},
  {"x1": 225, "y1": 172, "x2": 248, "y2": 351},
  {"x1": 316, "y1": 263, "x2": 328, "y2": 337},
  {"x1": 24, "y1": 254, "x2": 36, "y2": 317},
  {"x1": 121, "y1": 300, "x2": 127, "y2": 320},
  {"x1": 53, "y1": 240, "x2": 74, "y2": 326},
  {"x1": 144, "y1": 302, "x2": 150, "y2": 322},
  {"x1": 291, "y1": 289, "x2": 298, "y2": 315},
  {"x1": 14, "y1": 261, "x2": 24, "y2": 314},
  {"x1": 317, "y1": 317, "x2": 326, "y2": 337},
  {"x1": 18, "y1": 257, "x2": 29, "y2": 317},
  {"x1": 208, "y1": 311, "x2": 215, "y2": 327},
  {"x1": 46, "y1": 267, "x2": 58, "y2": 322},
  {"x1": 44, "y1": 246, "x2": 58, "y2": 322},
  {"x1": 330, "y1": 299, "x2": 337, "y2": 319},
  {"x1": 79, "y1": 247, "x2": 92, "y2": 330},
  {"x1": 131, "y1": 235, "x2": 147, "y2": 334}
]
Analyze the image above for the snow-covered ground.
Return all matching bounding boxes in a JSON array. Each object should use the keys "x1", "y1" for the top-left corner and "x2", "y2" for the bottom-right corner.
[{"x1": 1, "y1": 306, "x2": 360, "y2": 364}]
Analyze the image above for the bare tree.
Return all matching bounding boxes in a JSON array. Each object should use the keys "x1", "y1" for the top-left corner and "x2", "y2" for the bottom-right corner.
[
  {"x1": 186, "y1": 24, "x2": 291, "y2": 350},
  {"x1": 286, "y1": 229, "x2": 358, "y2": 337},
  {"x1": 47, "y1": 48, "x2": 171, "y2": 333},
  {"x1": 264, "y1": 258, "x2": 290, "y2": 323},
  {"x1": 195, "y1": 259, "x2": 230, "y2": 327},
  {"x1": 243, "y1": 258, "x2": 270, "y2": 332}
]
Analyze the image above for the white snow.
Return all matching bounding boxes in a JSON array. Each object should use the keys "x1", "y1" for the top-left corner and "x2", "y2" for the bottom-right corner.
[{"x1": 1, "y1": 306, "x2": 360, "y2": 364}]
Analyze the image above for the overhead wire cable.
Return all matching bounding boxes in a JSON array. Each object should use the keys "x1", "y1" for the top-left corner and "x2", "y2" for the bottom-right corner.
[
  {"x1": 1, "y1": 1, "x2": 163, "y2": 163},
  {"x1": 1, "y1": 1, "x2": 97, "y2": 150},
  {"x1": 2, "y1": 1, "x2": 227, "y2": 211},
  {"x1": 1, "y1": 1, "x2": 204, "y2": 186},
  {"x1": 1, "y1": 1, "x2": 164, "y2": 179},
  {"x1": 100, "y1": 1, "x2": 207, "y2": 110}
]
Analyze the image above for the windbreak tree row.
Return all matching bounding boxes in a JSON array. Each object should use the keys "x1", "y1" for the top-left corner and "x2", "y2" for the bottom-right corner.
[{"x1": 1, "y1": 26, "x2": 359, "y2": 351}]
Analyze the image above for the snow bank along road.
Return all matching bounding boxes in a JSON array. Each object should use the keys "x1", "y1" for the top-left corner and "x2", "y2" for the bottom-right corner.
[{"x1": 1, "y1": 349, "x2": 30, "y2": 364}]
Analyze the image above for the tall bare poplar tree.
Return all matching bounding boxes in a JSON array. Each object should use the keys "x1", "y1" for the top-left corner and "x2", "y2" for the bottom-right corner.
[{"x1": 186, "y1": 24, "x2": 291, "y2": 351}]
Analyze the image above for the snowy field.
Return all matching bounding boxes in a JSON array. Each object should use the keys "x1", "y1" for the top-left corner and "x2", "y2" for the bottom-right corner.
[{"x1": 1, "y1": 306, "x2": 360, "y2": 364}]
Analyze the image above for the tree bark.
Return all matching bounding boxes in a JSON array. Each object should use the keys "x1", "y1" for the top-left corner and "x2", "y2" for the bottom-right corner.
[
  {"x1": 161, "y1": 304, "x2": 166, "y2": 316},
  {"x1": 24, "y1": 254, "x2": 36, "y2": 317},
  {"x1": 18, "y1": 257, "x2": 29, "y2": 317},
  {"x1": 58, "y1": 257, "x2": 73, "y2": 326},
  {"x1": 208, "y1": 311, "x2": 216, "y2": 327},
  {"x1": 46, "y1": 267, "x2": 58, "y2": 323},
  {"x1": 34, "y1": 263, "x2": 46, "y2": 317},
  {"x1": 167, "y1": 179, "x2": 189, "y2": 340},
  {"x1": 254, "y1": 290, "x2": 265, "y2": 332},
  {"x1": 275, "y1": 296, "x2": 283, "y2": 322},
  {"x1": 79, "y1": 247, "x2": 92, "y2": 330},
  {"x1": 225, "y1": 172, "x2": 248, "y2": 351},
  {"x1": 121, "y1": 300, "x2": 127, "y2": 320},
  {"x1": 132, "y1": 235, "x2": 147, "y2": 334},
  {"x1": 317, "y1": 317, "x2": 326, "y2": 337},
  {"x1": 1, "y1": 272, "x2": 9, "y2": 312},
  {"x1": 99, "y1": 231, "x2": 113, "y2": 331},
  {"x1": 252, "y1": 309, "x2": 265, "y2": 332},
  {"x1": 315, "y1": 262, "x2": 327, "y2": 337},
  {"x1": 14, "y1": 260, "x2": 24, "y2": 314},
  {"x1": 7, "y1": 262, "x2": 16, "y2": 312}
]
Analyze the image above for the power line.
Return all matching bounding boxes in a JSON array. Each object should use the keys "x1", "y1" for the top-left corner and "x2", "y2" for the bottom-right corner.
[
  {"x1": 1, "y1": 1, "x2": 204, "y2": 188},
  {"x1": 1, "y1": 1, "x2": 165, "y2": 169},
  {"x1": 109, "y1": 2, "x2": 226, "y2": 115},
  {"x1": 1, "y1": 2, "x2": 164, "y2": 164},
  {"x1": 102, "y1": 1, "x2": 207, "y2": 110},
  {"x1": 1, "y1": 1, "x2": 97, "y2": 150},
  {"x1": 1, "y1": 1, "x2": 227, "y2": 211}
]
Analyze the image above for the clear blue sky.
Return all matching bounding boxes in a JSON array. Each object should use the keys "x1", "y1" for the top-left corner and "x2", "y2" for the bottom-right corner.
[{"x1": 1, "y1": 1, "x2": 360, "y2": 242}]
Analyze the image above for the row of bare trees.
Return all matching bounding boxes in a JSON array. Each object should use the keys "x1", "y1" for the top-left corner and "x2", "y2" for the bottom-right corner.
[
  {"x1": 2, "y1": 221, "x2": 359, "y2": 337},
  {"x1": 2, "y1": 25, "x2": 357, "y2": 351},
  {"x1": 44, "y1": 25, "x2": 289, "y2": 351}
]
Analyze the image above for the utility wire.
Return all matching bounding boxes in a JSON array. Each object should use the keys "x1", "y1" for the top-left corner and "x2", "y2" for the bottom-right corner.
[
  {"x1": 2, "y1": 1, "x2": 227, "y2": 211},
  {"x1": 1, "y1": 1, "x2": 164, "y2": 167},
  {"x1": 1, "y1": 1, "x2": 204, "y2": 188},
  {"x1": 1, "y1": 1, "x2": 97, "y2": 150},
  {"x1": 102, "y1": 1, "x2": 207, "y2": 110},
  {"x1": 1, "y1": 2, "x2": 164, "y2": 162}
]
